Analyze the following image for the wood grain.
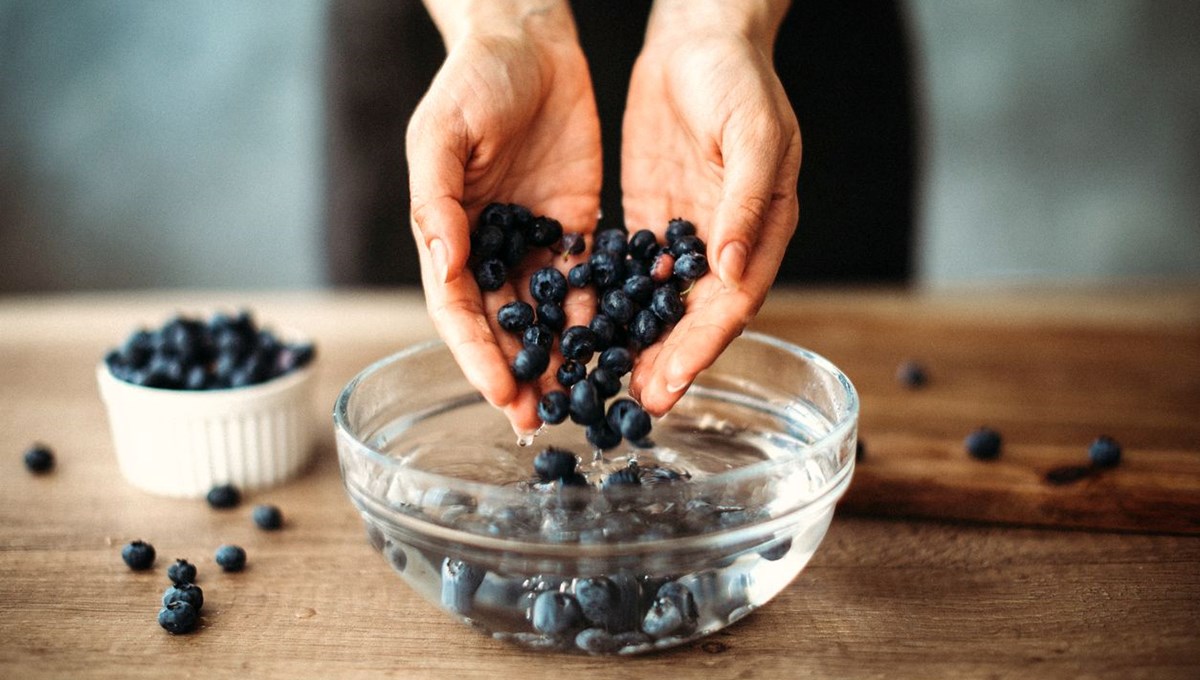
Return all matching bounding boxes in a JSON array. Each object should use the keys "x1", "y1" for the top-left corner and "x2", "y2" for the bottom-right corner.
[{"x1": 1, "y1": 286, "x2": 1198, "y2": 679}]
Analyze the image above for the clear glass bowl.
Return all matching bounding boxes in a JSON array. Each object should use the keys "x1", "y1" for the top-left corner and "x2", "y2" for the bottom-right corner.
[{"x1": 334, "y1": 332, "x2": 857, "y2": 655}]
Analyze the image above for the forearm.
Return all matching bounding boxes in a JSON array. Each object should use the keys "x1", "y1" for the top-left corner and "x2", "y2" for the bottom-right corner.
[
  {"x1": 645, "y1": 0, "x2": 790, "y2": 49},
  {"x1": 421, "y1": 0, "x2": 577, "y2": 46}
]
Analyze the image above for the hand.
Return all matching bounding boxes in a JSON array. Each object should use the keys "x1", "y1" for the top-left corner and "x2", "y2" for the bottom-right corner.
[
  {"x1": 621, "y1": 5, "x2": 801, "y2": 416},
  {"x1": 406, "y1": 2, "x2": 602, "y2": 432}
]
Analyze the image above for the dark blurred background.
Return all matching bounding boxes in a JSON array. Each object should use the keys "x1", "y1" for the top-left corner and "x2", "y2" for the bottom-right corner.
[{"x1": 2, "y1": 0, "x2": 1198, "y2": 292}]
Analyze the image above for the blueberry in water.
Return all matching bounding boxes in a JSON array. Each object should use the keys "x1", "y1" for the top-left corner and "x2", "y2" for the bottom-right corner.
[
  {"x1": 252, "y1": 504, "x2": 283, "y2": 530},
  {"x1": 558, "y1": 471, "x2": 590, "y2": 489},
  {"x1": 629, "y1": 310, "x2": 662, "y2": 349},
  {"x1": 665, "y1": 218, "x2": 696, "y2": 245},
  {"x1": 896, "y1": 360, "x2": 928, "y2": 388},
  {"x1": 589, "y1": 252, "x2": 625, "y2": 289},
  {"x1": 206, "y1": 484, "x2": 241, "y2": 509},
  {"x1": 569, "y1": 380, "x2": 604, "y2": 426},
  {"x1": 214, "y1": 544, "x2": 246, "y2": 572},
  {"x1": 121, "y1": 540, "x2": 156, "y2": 570},
  {"x1": 759, "y1": 537, "x2": 792, "y2": 561},
  {"x1": 642, "y1": 598, "x2": 685, "y2": 638},
  {"x1": 601, "y1": 289, "x2": 635, "y2": 325},
  {"x1": 588, "y1": 367, "x2": 621, "y2": 400},
  {"x1": 441, "y1": 558, "x2": 486, "y2": 615},
  {"x1": 657, "y1": 582, "x2": 698, "y2": 623},
  {"x1": 23, "y1": 443, "x2": 54, "y2": 474},
  {"x1": 602, "y1": 466, "x2": 641, "y2": 490},
  {"x1": 522, "y1": 324, "x2": 554, "y2": 350},
  {"x1": 673, "y1": 252, "x2": 709, "y2": 280},
  {"x1": 568, "y1": 263, "x2": 592, "y2": 288},
  {"x1": 965, "y1": 427, "x2": 1002, "y2": 460},
  {"x1": 1088, "y1": 435, "x2": 1122, "y2": 468},
  {"x1": 623, "y1": 275, "x2": 654, "y2": 305},
  {"x1": 158, "y1": 601, "x2": 199, "y2": 635},
  {"x1": 162, "y1": 582, "x2": 204, "y2": 612},
  {"x1": 556, "y1": 360, "x2": 586, "y2": 388},
  {"x1": 608, "y1": 399, "x2": 651, "y2": 441},
  {"x1": 385, "y1": 542, "x2": 408, "y2": 572},
  {"x1": 588, "y1": 314, "x2": 616, "y2": 350},
  {"x1": 650, "y1": 284, "x2": 685, "y2": 325},
  {"x1": 586, "y1": 421, "x2": 622, "y2": 451},
  {"x1": 167, "y1": 559, "x2": 197, "y2": 585},
  {"x1": 511, "y1": 345, "x2": 550, "y2": 382},
  {"x1": 473, "y1": 258, "x2": 507, "y2": 292},
  {"x1": 528, "y1": 216, "x2": 563, "y2": 247},
  {"x1": 534, "y1": 448, "x2": 578, "y2": 481},
  {"x1": 537, "y1": 303, "x2": 566, "y2": 333},
  {"x1": 560, "y1": 326, "x2": 597, "y2": 363},
  {"x1": 598, "y1": 347, "x2": 633, "y2": 377},
  {"x1": 470, "y1": 223, "x2": 505, "y2": 258},
  {"x1": 531, "y1": 591, "x2": 583, "y2": 635},
  {"x1": 575, "y1": 628, "x2": 619, "y2": 654},
  {"x1": 574, "y1": 577, "x2": 620, "y2": 629},
  {"x1": 537, "y1": 391, "x2": 570, "y2": 425},
  {"x1": 629, "y1": 229, "x2": 660, "y2": 260},
  {"x1": 497, "y1": 301, "x2": 535, "y2": 332},
  {"x1": 501, "y1": 228, "x2": 527, "y2": 269},
  {"x1": 593, "y1": 229, "x2": 628, "y2": 258},
  {"x1": 530, "y1": 267, "x2": 568, "y2": 305}
]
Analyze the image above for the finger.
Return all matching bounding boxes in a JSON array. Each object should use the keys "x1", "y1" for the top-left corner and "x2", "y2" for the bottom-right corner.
[{"x1": 407, "y1": 104, "x2": 471, "y2": 284}]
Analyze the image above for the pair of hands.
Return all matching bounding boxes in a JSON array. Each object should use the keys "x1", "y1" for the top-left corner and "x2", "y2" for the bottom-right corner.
[{"x1": 407, "y1": 1, "x2": 800, "y2": 433}]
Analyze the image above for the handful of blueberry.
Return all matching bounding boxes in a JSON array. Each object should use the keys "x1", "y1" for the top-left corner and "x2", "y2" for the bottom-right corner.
[
  {"x1": 104, "y1": 310, "x2": 314, "y2": 390},
  {"x1": 470, "y1": 203, "x2": 711, "y2": 450}
]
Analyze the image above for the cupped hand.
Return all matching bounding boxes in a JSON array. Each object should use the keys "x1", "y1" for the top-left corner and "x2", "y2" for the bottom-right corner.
[
  {"x1": 406, "y1": 20, "x2": 602, "y2": 433},
  {"x1": 621, "y1": 31, "x2": 802, "y2": 416}
]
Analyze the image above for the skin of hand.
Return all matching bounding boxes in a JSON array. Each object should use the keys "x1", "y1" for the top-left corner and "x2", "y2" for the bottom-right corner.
[
  {"x1": 407, "y1": 1, "x2": 602, "y2": 433},
  {"x1": 622, "y1": 0, "x2": 802, "y2": 416}
]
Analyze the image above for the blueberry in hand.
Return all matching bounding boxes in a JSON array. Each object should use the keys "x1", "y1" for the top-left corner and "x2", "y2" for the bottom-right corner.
[
  {"x1": 158, "y1": 601, "x2": 199, "y2": 635},
  {"x1": 501, "y1": 228, "x2": 527, "y2": 268},
  {"x1": 533, "y1": 447, "x2": 578, "y2": 481},
  {"x1": 511, "y1": 345, "x2": 550, "y2": 382},
  {"x1": 531, "y1": 591, "x2": 584, "y2": 635},
  {"x1": 537, "y1": 391, "x2": 570, "y2": 425},
  {"x1": 162, "y1": 582, "x2": 204, "y2": 612},
  {"x1": 470, "y1": 223, "x2": 505, "y2": 258},
  {"x1": 528, "y1": 216, "x2": 563, "y2": 247},
  {"x1": 588, "y1": 314, "x2": 616, "y2": 350},
  {"x1": 555, "y1": 232, "x2": 586, "y2": 256},
  {"x1": 593, "y1": 229, "x2": 628, "y2": 259},
  {"x1": 628, "y1": 229, "x2": 660, "y2": 260},
  {"x1": 650, "y1": 284, "x2": 684, "y2": 325},
  {"x1": 669, "y1": 234, "x2": 704, "y2": 258},
  {"x1": 601, "y1": 289, "x2": 635, "y2": 325},
  {"x1": 673, "y1": 252, "x2": 709, "y2": 280},
  {"x1": 629, "y1": 310, "x2": 662, "y2": 349},
  {"x1": 497, "y1": 301, "x2": 535, "y2": 333},
  {"x1": 522, "y1": 324, "x2": 554, "y2": 350},
  {"x1": 965, "y1": 427, "x2": 1002, "y2": 460},
  {"x1": 206, "y1": 484, "x2": 241, "y2": 509},
  {"x1": 598, "y1": 346, "x2": 633, "y2": 377},
  {"x1": 1088, "y1": 435, "x2": 1122, "y2": 468},
  {"x1": 537, "y1": 303, "x2": 566, "y2": 333},
  {"x1": 473, "y1": 259, "x2": 507, "y2": 292},
  {"x1": 214, "y1": 544, "x2": 246, "y2": 572},
  {"x1": 560, "y1": 326, "x2": 597, "y2": 363},
  {"x1": 589, "y1": 252, "x2": 625, "y2": 289},
  {"x1": 623, "y1": 274, "x2": 654, "y2": 305},
  {"x1": 480, "y1": 202, "x2": 514, "y2": 229},
  {"x1": 167, "y1": 558, "x2": 197, "y2": 585},
  {"x1": 121, "y1": 540, "x2": 156, "y2": 570},
  {"x1": 569, "y1": 380, "x2": 603, "y2": 426},
  {"x1": 556, "y1": 359, "x2": 586, "y2": 388},
  {"x1": 23, "y1": 443, "x2": 54, "y2": 474},
  {"x1": 665, "y1": 218, "x2": 696, "y2": 245},
  {"x1": 252, "y1": 504, "x2": 283, "y2": 530},
  {"x1": 530, "y1": 267, "x2": 567, "y2": 305},
  {"x1": 568, "y1": 263, "x2": 592, "y2": 288}
]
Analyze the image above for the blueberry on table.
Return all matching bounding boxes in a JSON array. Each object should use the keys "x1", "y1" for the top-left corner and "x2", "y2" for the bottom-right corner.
[
  {"x1": 528, "y1": 216, "x2": 563, "y2": 247},
  {"x1": 530, "y1": 267, "x2": 568, "y2": 305},
  {"x1": 629, "y1": 310, "x2": 663, "y2": 349},
  {"x1": 560, "y1": 326, "x2": 597, "y2": 363},
  {"x1": 673, "y1": 252, "x2": 709, "y2": 281},
  {"x1": 206, "y1": 484, "x2": 241, "y2": 509},
  {"x1": 167, "y1": 559, "x2": 197, "y2": 585},
  {"x1": 569, "y1": 380, "x2": 604, "y2": 426},
  {"x1": 665, "y1": 218, "x2": 696, "y2": 245},
  {"x1": 497, "y1": 301, "x2": 535, "y2": 333},
  {"x1": 470, "y1": 223, "x2": 505, "y2": 258},
  {"x1": 598, "y1": 347, "x2": 633, "y2": 377},
  {"x1": 531, "y1": 591, "x2": 584, "y2": 635},
  {"x1": 158, "y1": 601, "x2": 199, "y2": 635},
  {"x1": 121, "y1": 540, "x2": 156, "y2": 570},
  {"x1": 534, "y1": 447, "x2": 578, "y2": 481},
  {"x1": 473, "y1": 258, "x2": 507, "y2": 292},
  {"x1": 537, "y1": 391, "x2": 571, "y2": 425},
  {"x1": 440, "y1": 558, "x2": 486, "y2": 615},
  {"x1": 536, "y1": 303, "x2": 566, "y2": 333},
  {"x1": 522, "y1": 324, "x2": 554, "y2": 350},
  {"x1": 23, "y1": 443, "x2": 54, "y2": 474},
  {"x1": 965, "y1": 427, "x2": 1002, "y2": 460},
  {"x1": 628, "y1": 229, "x2": 660, "y2": 260},
  {"x1": 511, "y1": 345, "x2": 550, "y2": 382},
  {"x1": 601, "y1": 289, "x2": 635, "y2": 325},
  {"x1": 1088, "y1": 435, "x2": 1122, "y2": 468},
  {"x1": 556, "y1": 360, "x2": 586, "y2": 388},
  {"x1": 588, "y1": 367, "x2": 621, "y2": 400},
  {"x1": 252, "y1": 504, "x2": 283, "y2": 530},
  {"x1": 568, "y1": 263, "x2": 592, "y2": 288},
  {"x1": 650, "y1": 284, "x2": 684, "y2": 325},
  {"x1": 162, "y1": 582, "x2": 204, "y2": 611},
  {"x1": 214, "y1": 544, "x2": 247, "y2": 572},
  {"x1": 896, "y1": 360, "x2": 928, "y2": 388}
]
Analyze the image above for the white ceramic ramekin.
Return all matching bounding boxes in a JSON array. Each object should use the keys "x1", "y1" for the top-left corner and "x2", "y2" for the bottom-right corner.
[{"x1": 97, "y1": 362, "x2": 317, "y2": 497}]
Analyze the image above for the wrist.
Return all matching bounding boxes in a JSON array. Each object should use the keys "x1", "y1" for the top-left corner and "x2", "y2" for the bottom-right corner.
[
  {"x1": 644, "y1": 0, "x2": 789, "y2": 52},
  {"x1": 424, "y1": 0, "x2": 577, "y2": 48}
]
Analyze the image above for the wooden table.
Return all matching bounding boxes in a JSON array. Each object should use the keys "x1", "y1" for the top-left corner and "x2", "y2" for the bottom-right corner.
[{"x1": 2, "y1": 286, "x2": 1198, "y2": 679}]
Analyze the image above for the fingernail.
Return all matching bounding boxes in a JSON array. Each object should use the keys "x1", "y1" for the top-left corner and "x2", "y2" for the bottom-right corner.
[
  {"x1": 718, "y1": 242, "x2": 748, "y2": 288},
  {"x1": 666, "y1": 379, "x2": 689, "y2": 394},
  {"x1": 430, "y1": 238, "x2": 449, "y2": 283}
]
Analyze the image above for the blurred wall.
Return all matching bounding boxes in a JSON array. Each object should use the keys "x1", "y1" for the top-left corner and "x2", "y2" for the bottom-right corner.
[{"x1": 0, "y1": 0, "x2": 326, "y2": 291}]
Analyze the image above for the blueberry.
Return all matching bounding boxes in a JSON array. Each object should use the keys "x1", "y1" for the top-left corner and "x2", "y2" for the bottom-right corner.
[
  {"x1": 574, "y1": 577, "x2": 620, "y2": 629},
  {"x1": 588, "y1": 314, "x2": 616, "y2": 350},
  {"x1": 556, "y1": 360, "x2": 586, "y2": 388},
  {"x1": 558, "y1": 471, "x2": 590, "y2": 488},
  {"x1": 522, "y1": 324, "x2": 554, "y2": 350},
  {"x1": 480, "y1": 202, "x2": 514, "y2": 229},
  {"x1": 206, "y1": 484, "x2": 241, "y2": 509},
  {"x1": 214, "y1": 544, "x2": 246, "y2": 572},
  {"x1": 641, "y1": 598, "x2": 685, "y2": 638},
  {"x1": 598, "y1": 347, "x2": 633, "y2": 377},
  {"x1": 588, "y1": 367, "x2": 621, "y2": 400},
  {"x1": 569, "y1": 380, "x2": 604, "y2": 426},
  {"x1": 586, "y1": 421, "x2": 622, "y2": 451},
  {"x1": 531, "y1": 591, "x2": 583, "y2": 635},
  {"x1": 530, "y1": 267, "x2": 568, "y2": 305},
  {"x1": 528, "y1": 216, "x2": 563, "y2": 247},
  {"x1": 121, "y1": 540, "x2": 156, "y2": 570},
  {"x1": 608, "y1": 399, "x2": 651, "y2": 441},
  {"x1": 965, "y1": 427, "x2": 1002, "y2": 460},
  {"x1": 629, "y1": 310, "x2": 663, "y2": 349},
  {"x1": 511, "y1": 345, "x2": 550, "y2": 382},
  {"x1": 385, "y1": 542, "x2": 408, "y2": 572},
  {"x1": 441, "y1": 558, "x2": 486, "y2": 615},
  {"x1": 568, "y1": 263, "x2": 592, "y2": 288},
  {"x1": 589, "y1": 252, "x2": 625, "y2": 289},
  {"x1": 23, "y1": 443, "x2": 54, "y2": 474},
  {"x1": 896, "y1": 360, "x2": 928, "y2": 388},
  {"x1": 157, "y1": 601, "x2": 199, "y2": 635},
  {"x1": 650, "y1": 284, "x2": 684, "y2": 325},
  {"x1": 593, "y1": 229, "x2": 628, "y2": 258},
  {"x1": 665, "y1": 218, "x2": 696, "y2": 245},
  {"x1": 575, "y1": 628, "x2": 619, "y2": 654},
  {"x1": 501, "y1": 229, "x2": 528, "y2": 269},
  {"x1": 1088, "y1": 435, "x2": 1122, "y2": 468},
  {"x1": 601, "y1": 289, "x2": 635, "y2": 325},
  {"x1": 649, "y1": 251, "x2": 676, "y2": 283},
  {"x1": 537, "y1": 391, "x2": 570, "y2": 425},
  {"x1": 625, "y1": 258, "x2": 651, "y2": 278},
  {"x1": 509, "y1": 203, "x2": 534, "y2": 229},
  {"x1": 759, "y1": 537, "x2": 793, "y2": 561},
  {"x1": 162, "y1": 582, "x2": 204, "y2": 611},
  {"x1": 167, "y1": 559, "x2": 197, "y2": 585},
  {"x1": 602, "y1": 466, "x2": 641, "y2": 490},
  {"x1": 855, "y1": 439, "x2": 866, "y2": 461},
  {"x1": 555, "y1": 232, "x2": 586, "y2": 256},
  {"x1": 474, "y1": 259, "x2": 507, "y2": 291},
  {"x1": 628, "y1": 229, "x2": 660, "y2": 260},
  {"x1": 622, "y1": 275, "x2": 654, "y2": 305},
  {"x1": 252, "y1": 504, "x2": 283, "y2": 531},
  {"x1": 497, "y1": 301, "x2": 535, "y2": 333},
  {"x1": 534, "y1": 447, "x2": 578, "y2": 481},
  {"x1": 537, "y1": 303, "x2": 566, "y2": 333},
  {"x1": 673, "y1": 252, "x2": 709, "y2": 280},
  {"x1": 183, "y1": 364, "x2": 208, "y2": 390},
  {"x1": 560, "y1": 326, "x2": 597, "y2": 363},
  {"x1": 648, "y1": 582, "x2": 697, "y2": 635},
  {"x1": 470, "y1": 223, "x2": 505, "y2": 258},
  {"x1": 669, "y1": 234, "x2": 704, "y2": 258}
]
